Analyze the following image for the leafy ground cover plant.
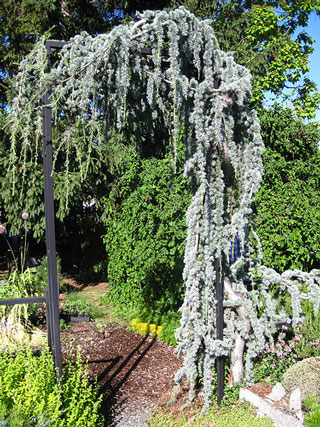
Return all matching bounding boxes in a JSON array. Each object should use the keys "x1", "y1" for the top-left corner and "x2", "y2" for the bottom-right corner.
[
  {"x1": 130, "y1": 318, "x2": 163, "y2": 337},
  {"x1": 0, "y1": 346, "x2": 104, "y2": 426},
  {"x1": 304, "y1": 394, "x2": 320, "y2": 427},
  {"x1": 147, "y1": 401, "x2": 273, "y2": 427}
]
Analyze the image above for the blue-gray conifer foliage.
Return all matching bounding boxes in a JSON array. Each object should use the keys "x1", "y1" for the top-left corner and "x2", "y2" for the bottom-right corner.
[{"x1": 7, "y1": 6, "x2": 320, "y2": 409}]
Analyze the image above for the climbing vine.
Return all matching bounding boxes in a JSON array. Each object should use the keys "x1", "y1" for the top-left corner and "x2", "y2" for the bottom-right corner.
[{"x1": 7, "y1": 7, "x2": 320, "y2": 408}]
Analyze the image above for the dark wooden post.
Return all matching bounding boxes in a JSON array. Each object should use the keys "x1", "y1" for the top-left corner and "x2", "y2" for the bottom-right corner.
[
  {"x1": 42, "y1": 40, "x2": 67, "y2": 376},
  {"x1": 215, "y1": 257, "x2": 224, "y2": 405}
]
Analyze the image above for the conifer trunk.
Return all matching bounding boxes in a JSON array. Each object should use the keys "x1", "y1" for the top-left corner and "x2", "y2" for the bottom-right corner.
[{"x1": 225, "y1": 278, "x2": 251, "y2": 385}]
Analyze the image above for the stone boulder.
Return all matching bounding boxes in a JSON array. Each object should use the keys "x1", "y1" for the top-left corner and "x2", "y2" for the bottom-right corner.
[{"x1": 282, "y1": 357, "x2": 320, "y2": 400}]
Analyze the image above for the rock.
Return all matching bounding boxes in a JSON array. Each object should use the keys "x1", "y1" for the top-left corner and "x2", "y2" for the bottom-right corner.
[
  {"x1": 266, "y1": 383, "x2": 286, "y2": 402},
  {"x1": 289, "y1": 388, "x2": 304, "y2": 423},
  {"x1": 240, "y1": 388, "x2": 303, "y2": 427}
]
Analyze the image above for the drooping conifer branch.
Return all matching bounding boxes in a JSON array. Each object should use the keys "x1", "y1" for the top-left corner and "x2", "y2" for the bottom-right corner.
[{"x1": 7, "y1": 7, "x2": 320, "y2": 409}]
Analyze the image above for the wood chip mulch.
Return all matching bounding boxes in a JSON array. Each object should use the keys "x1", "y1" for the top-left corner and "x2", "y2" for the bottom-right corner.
[
  {"x1": 61, "y1": 321, "x2": 182, "y2": 426},
  {"x1": 247, "y1": 383, "x2": 273, "y2": 397}
]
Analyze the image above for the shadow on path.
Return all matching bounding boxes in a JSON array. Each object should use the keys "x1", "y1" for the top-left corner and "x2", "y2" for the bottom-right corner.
[{"x1": 88, "y1": 334, "x2": 156, "y2": 426}]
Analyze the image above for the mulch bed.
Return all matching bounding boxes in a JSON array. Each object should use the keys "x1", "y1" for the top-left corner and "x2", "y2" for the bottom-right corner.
[
  {"x1": 61, "y1": 321, "x2": 182, "y2": 425},
  {"x1": 248, "y1": 383, "x2": 273, "y2": 397}
]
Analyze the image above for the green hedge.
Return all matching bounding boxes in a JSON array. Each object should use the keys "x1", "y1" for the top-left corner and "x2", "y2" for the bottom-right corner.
[
  {"x1": 102, "y1": 147, "x2": 190, "y2": 323},
  {"x1": 253, "y1": 107, "x2": 320, "y2": 272}
]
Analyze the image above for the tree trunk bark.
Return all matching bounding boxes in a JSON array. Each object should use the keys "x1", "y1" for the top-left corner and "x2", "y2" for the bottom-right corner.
[{"x1": 224, "y1": 278, "x2": 251, "y2": 385}]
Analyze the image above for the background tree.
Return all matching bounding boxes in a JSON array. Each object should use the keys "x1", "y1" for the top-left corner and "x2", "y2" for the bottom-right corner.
[
  {"x1": 2, "y1": 0, "x2": 320, "y2": 116},
  {"x1": 1, "y1": 1, "x2": 319, "y2": 297},
  {"x1": 178, "y1": 0, "x2": 320, "y2": 118},
  {"x1": 0, "y1": 0, "x2": 125, "y2": 107},
  {"x1": 0, "y1": 0, "x2": 318, "y2": 286},
  {"x1": 0, "y1": 0, "x2": 122, "y2": 275}
]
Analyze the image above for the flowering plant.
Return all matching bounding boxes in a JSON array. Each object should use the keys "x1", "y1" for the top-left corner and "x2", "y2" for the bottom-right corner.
[
  {"x1": 253, "y1": 339, "x2": 298, "y2": 384},
  {"x1": 252, "y1": 318, "x2": 320, "y2": 384},
  {"x1": 131, "y1": 318, "x2": 163, "y2": 337},
  {"x1": 0, "y1": 212, "x2": 47, "y2": 350},
  {"x1": 293, "y1": 315, "x2": 320, "y2": 359}
]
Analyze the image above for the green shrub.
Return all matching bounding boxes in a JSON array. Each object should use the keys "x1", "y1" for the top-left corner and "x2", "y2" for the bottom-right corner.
[
  {"x1": 101, "y1": 147, "x2": 190, "y2": 343},
  {"x1": 0, "y1": 346, "x2": 103, "y2": 426},
  {"x1": 63, "y1": 292, "x2": 94, "y2": 317},
  {"x1": 252, "y1": 311, "x2": 320, "y2": 385},
  {"x1": 253, "y1": 107, "x2": 320, "y2": 272},
  {"x1": 282, "y1": 357, "x2": 320, "y2": 399},
  {"x1": 293, "y1": 314, "x2": 320, "y2": 359},
  {"x1": 252, "y1": 334, "x2": 300, "y2": 384},
  {"x1": 62, "y1": 349, "x2": 103, "y2": 427},
  {"x1": 304, "y1": 394, "x2": 320, "y2": 427}
]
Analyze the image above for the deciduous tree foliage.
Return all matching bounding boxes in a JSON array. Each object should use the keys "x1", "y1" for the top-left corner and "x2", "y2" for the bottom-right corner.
[{"x1": 182, "y1": 0, "x2": 320, "y2": 117}]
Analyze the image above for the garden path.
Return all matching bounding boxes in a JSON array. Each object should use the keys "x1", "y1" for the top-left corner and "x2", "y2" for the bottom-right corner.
[{"x1": 60, "y1": 282, "x2": 183, "y2": 426}]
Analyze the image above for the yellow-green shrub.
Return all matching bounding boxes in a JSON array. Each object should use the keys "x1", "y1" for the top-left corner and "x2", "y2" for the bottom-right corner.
[
  {"x1": 131, "y1": 318, "x2": 163, "y2": 337},
  {"x1": 0, "y1": 346, "x2": 104, "y2": 426}
]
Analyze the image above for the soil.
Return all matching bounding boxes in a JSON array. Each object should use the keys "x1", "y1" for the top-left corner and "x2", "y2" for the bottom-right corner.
[
  {"x1": 60, "y1": 282, "x2": 183, "y2": 426},
  {"x1": 58, "y1": 281, "x2": 295, "y2": 425}
]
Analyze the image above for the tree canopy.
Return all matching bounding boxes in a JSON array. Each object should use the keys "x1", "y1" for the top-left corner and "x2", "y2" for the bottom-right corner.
[
  {"x1": 1, "y1": 1, "x2": 319, "y2": 116},
  {"x1": 176, "y1": 0, "x2": 320, "y2": 117}
]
